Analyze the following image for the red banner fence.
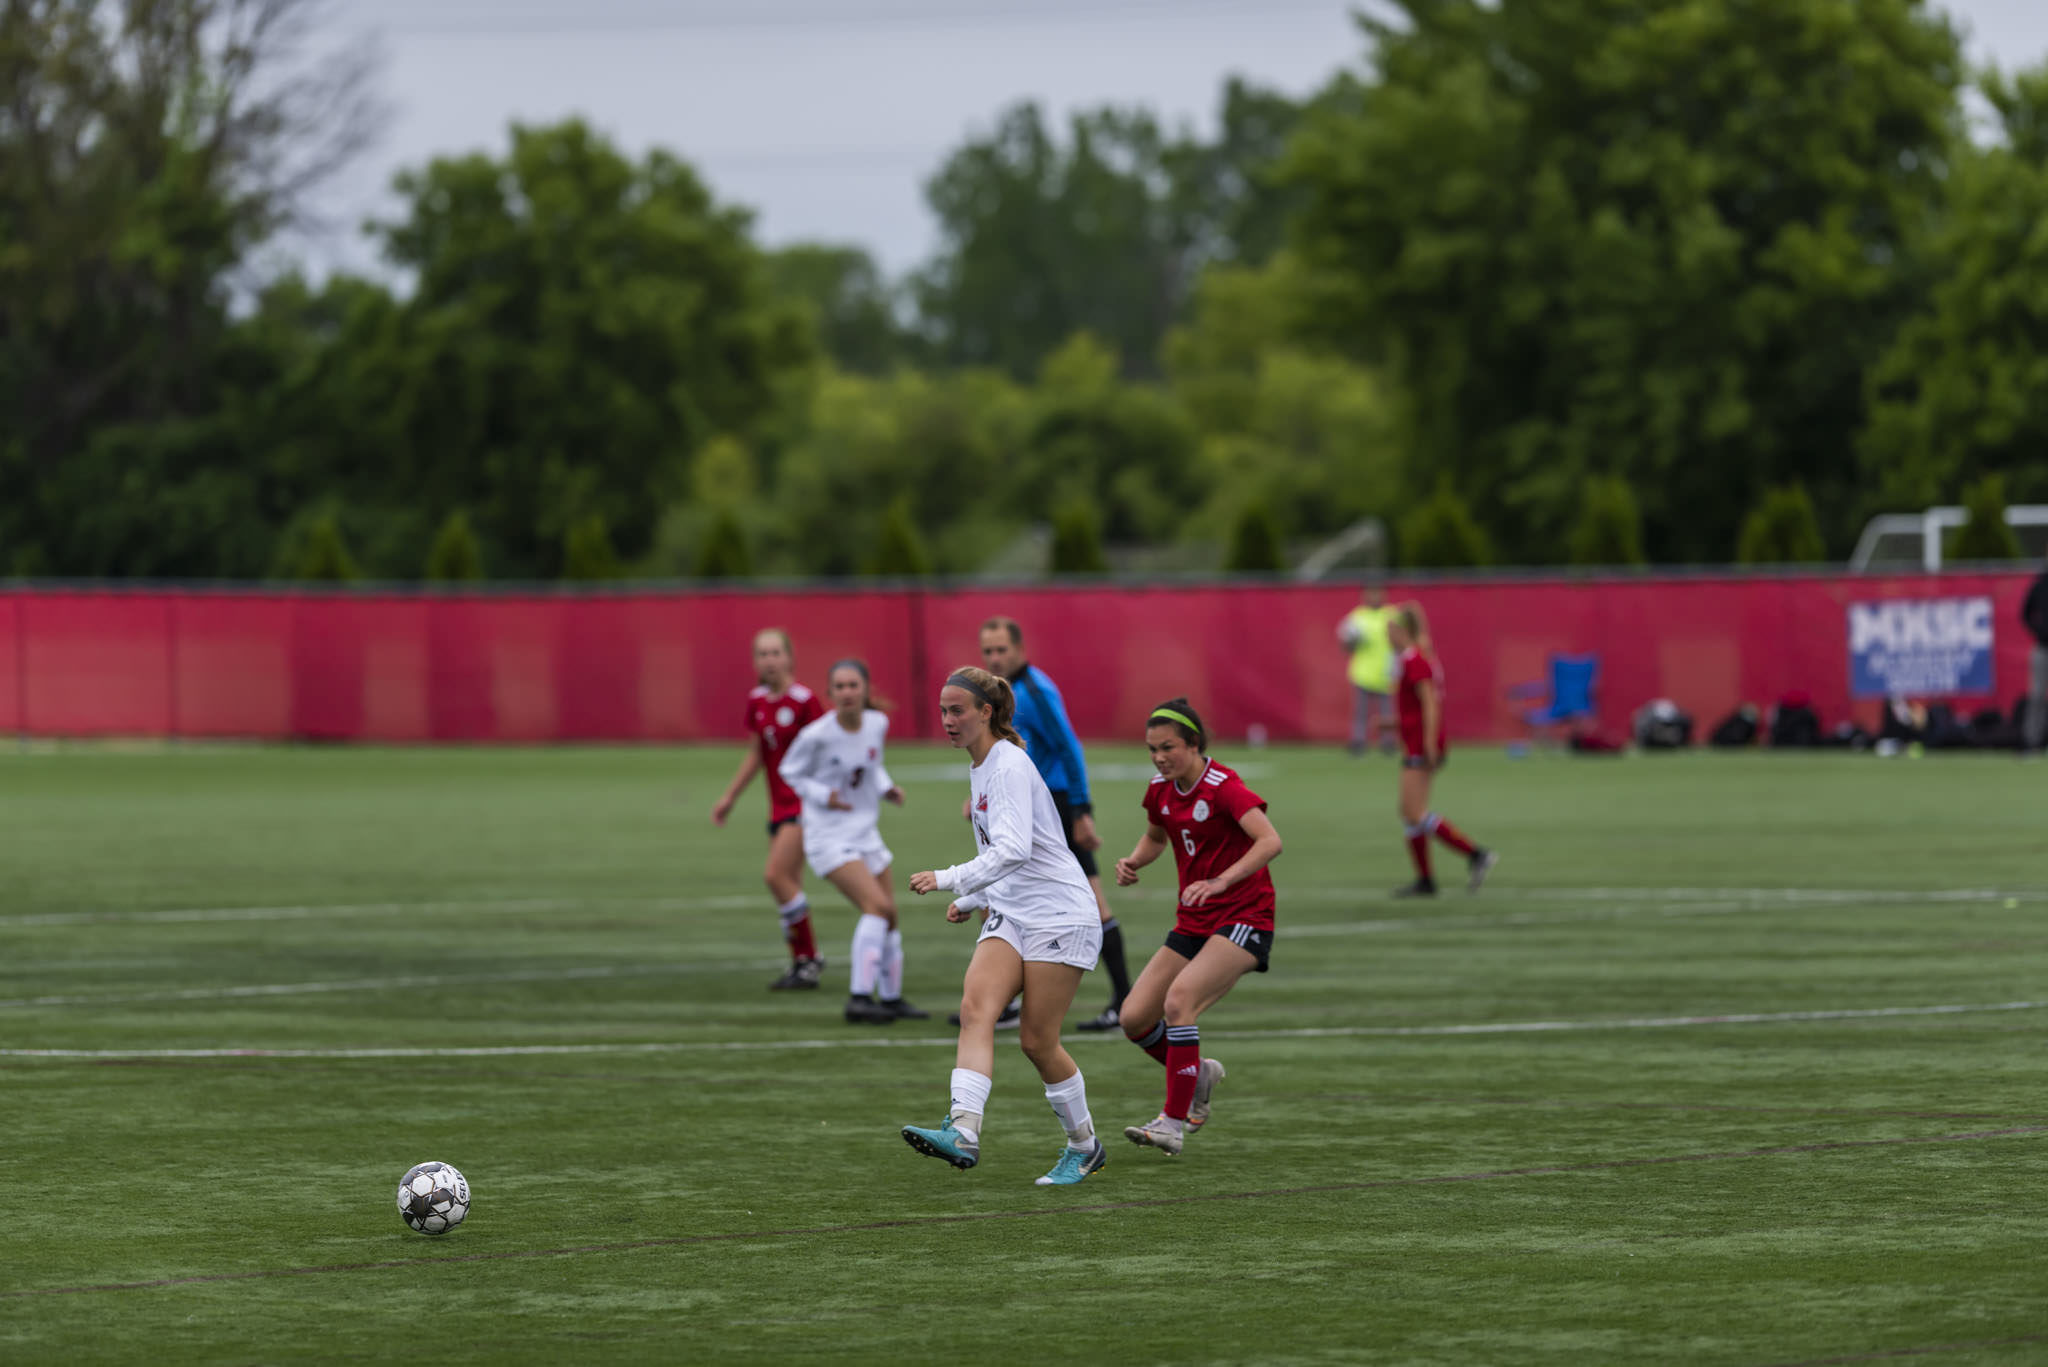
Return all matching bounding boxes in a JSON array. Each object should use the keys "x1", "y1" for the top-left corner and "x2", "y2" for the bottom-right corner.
[{"x1": 1, "y1": 572, "x2": 2035, "y2": 745}]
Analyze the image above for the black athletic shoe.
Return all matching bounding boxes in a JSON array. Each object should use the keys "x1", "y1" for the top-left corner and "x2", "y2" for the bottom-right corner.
[
  {"x1": 845, "y1": 993, "x2": 896, "y2": 1025},
  {"x1": 1392, "y1": 879, "x2": 1438, "y2": 898},
  {"x1": 881, "y1": 997, "x2": 930, "y2": 1020},
  {"x1": 947, "y1": 1000, "x2": 1024, "y2": 1029},
  {"x1": 1467, "y1": 849, "x2": 1500, "y2": 892},
  {"x1": 769, "y1": 956, "x2": 825, "y2": 991},
  {"x1": 1077, "y1": 1005, "x2": 1121, "y2": 1032}
]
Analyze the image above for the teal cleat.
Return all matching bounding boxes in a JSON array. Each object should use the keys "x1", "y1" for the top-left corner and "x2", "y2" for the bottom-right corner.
[
  {"x1": 902, "y1": 1116, "x2": 980, "y2": 1169},
  {"x1": 1034, "y1": 1140, "x2": 1107, "y2": 1186}
]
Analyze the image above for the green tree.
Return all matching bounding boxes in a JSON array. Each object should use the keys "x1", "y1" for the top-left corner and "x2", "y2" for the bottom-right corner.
[
  {"x1": 1166, "y1": 259, "x2": 1399, "y2": 544},
  {"x1": 0, "y1": 0, "x2": 375, "y2": 577},
  {"x1": 1566, "y1": 478, "x2": 1648, "y2": 566},
  {"x1": 695, "y1": 509, "x2": 754, "y2": 578},
  {"x1": 1860, "y1": 64, "x2": 2048, "y2": 512},
  {"x1": 1735, "y1": 486, "x2": 1828, "y2": 564},
  {"x1": 368, "y1": 120, "x2": 814, "y2": 577},
  {"x1": 766, "y1": 243, "x2": 908, "y2": 375},
  {"x1": 913, "y1": 86, "x2": 1303, "y2": 381},
  {"x1": 1398, "y1": 483, "x2": 1493, "y2": 568},
  {"x1": 1049, "y1": 500, "x2": 1110, "y2": 574},
  {"x1": 867, "y1": 496, "x2": 933, "y2": 577},
  {"x1": 1019, "y1": 334, "x2": 1201, "y2": 543},
  {"x1": 285, "y1": 512, "x2": 362, "y2": 582},
  {"x1": 1224, "y1": 501, "x2": 1287, "y2": 573},
  {"x1": 561, "y1": 514, "x2": 623, "y2": 580},
  {"x1": 1950, "y1": 475, "x2": 2021, "y2": 561},
  {"x1": 765, "y1": 369, "x2": 1024, "y2": 576},
  {"x1": 1288, "y1": 0, "x2": 1964, "y2": 563},
  {"x1": 424, "y1": 511, "x2": 486, "y2": 581}
]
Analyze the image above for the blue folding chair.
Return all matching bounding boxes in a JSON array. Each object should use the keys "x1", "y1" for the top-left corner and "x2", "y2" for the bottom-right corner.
[{"x1": 1508, "y1": 653, "x2": 1600, "y2": 743}]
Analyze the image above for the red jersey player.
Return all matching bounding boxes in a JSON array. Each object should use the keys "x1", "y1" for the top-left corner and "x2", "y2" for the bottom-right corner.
[
  {"x1": 1111, "y1": 697, "x2": 1284, "y2": 1157},
  {"x1": 712, "y1": 628, "x2": 827, "y2": 988},
  {"x1": 1388, "y1": 602, "x2": 1498, "y2": 898}
]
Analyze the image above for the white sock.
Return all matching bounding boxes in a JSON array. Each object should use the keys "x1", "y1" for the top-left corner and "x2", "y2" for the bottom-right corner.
[
  {"x1": 880, "y1": 929, "x2": 904, "y2": 1000},
  {"x1": 949, "y1": 1067, "x2": 992, "y2": 1143},
  {"x1": 850, "y1": 914, "x2": 888, "y2": 997},
  {"x1": 1043, "y1": 1069, "x2": 1095, "y2": 1147}
]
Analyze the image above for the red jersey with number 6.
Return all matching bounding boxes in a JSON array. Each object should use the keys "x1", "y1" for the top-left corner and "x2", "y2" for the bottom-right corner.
[
  {"x1": 1395, "y1": 647, "x2": 1447, "y2": 760},
  {"x1": 747, "y1": 684, "x2": 824, "y2": 823},
  {"x1": 1140, "y1": 759, "x2": 1275, "y2": 934}
]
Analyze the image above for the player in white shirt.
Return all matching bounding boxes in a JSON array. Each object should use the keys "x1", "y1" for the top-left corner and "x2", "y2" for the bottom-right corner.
[
  {"x1": 776, "y1": 660, "x2": 925, "y2": 1025},
  {"x1": 903, "y1": 665, "x2": 1108, "y2": 1186}
]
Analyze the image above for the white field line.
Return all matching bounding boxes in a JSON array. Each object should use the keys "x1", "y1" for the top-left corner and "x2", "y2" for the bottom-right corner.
[
  {"x1": 4, "y1": 1000, "x2": 2043, "y2": 1059},
  {"x1": 5, "y1": 885, "x2": 2040, "y2": 930},
  {"x1": 0, "y1": 895, "x2": 769, "y2": 927},
  {"x1": 0, "y1": 961, "x2": 779, "y2": 1009}
]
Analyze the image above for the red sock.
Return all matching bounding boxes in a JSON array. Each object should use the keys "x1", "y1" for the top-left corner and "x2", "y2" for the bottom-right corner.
[
  {"x1": 1428, "y1": 813, "x2": 1478, "y2": 858},
  {"x1": 1129, "y1": 1019, "x2": 1169, "y2": 1065},
  {"x1": 1164, "y1": 1026, "x2": 1201, "y2": 1120},
  {"x1": 787, "y1": 915, "x2": 817, "y2": 961},
  {"x1": 1406, "y1": 831, "x2": 1433, "y2": 883}
]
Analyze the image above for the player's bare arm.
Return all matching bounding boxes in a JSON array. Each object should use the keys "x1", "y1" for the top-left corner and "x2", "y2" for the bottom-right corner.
[
  {"x1": 1419, "y1": 680, "x2": 1444, "y2": 768},
  {"x1": 1181, "y1": 809, "x2": 1282, "y2": 906},
  {"x1": 1115, "y1": 824, "x2": 1170, "y2": 886},
  {"x1": 712, "y1": 748, "x2": 763, "y2": 825},
  {"x1": 1071, "y1": 811, "x2": 1101, "y2": 851}
]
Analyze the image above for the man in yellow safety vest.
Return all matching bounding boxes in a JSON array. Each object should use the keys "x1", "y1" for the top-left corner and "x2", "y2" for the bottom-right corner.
[{"x1": 1338, "y1": 583, "x2": 1396, "y2": 755}]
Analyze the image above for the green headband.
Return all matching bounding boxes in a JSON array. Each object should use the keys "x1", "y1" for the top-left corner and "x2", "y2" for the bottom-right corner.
[{"x1": 1149, "y1": 708, "x2": 1201, "y2": 735}]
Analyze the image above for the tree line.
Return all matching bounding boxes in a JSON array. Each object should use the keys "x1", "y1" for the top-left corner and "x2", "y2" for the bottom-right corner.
[{"x1": 3, "y1": 0, "x2": 2043, "y2": 581}]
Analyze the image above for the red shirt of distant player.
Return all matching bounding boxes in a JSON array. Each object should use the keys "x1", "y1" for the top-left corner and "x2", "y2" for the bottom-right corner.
[
  {"x1": 746, "y1": 684, "x2": 824, "y2": 824},
  {"x1": 1141, "y1": 759, "x2": 1275, "y2": 935},
  {"x1": 1394, "y1": 647, "x2": 1447, "y2": 759}
]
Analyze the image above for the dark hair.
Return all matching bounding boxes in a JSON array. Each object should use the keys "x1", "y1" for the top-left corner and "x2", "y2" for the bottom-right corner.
[
  {"x1": 945, "y1": 664, "x2": 1024, "y2": 748},
  {"x1": 1145, "y1": 696, "x2": 1207, "y2": 751},
  {"x1": 980, "y1": 616, "x2": 1023, "y2": 646},
  {"x1": 828, "y1": 657, "x2": 874, "y2": 709}
]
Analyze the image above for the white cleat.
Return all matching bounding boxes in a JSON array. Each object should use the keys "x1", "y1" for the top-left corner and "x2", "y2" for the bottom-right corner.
[
  {"x1": 1185, "y1": 1058, "x2": 1226, "y2": 1132},
  {"x1": 1123, "y1": 1113, "x2": 1185, "y2": 1155},
  {"x1": 1467, "y1": 849, "x2": 1500, "y2": 892}
]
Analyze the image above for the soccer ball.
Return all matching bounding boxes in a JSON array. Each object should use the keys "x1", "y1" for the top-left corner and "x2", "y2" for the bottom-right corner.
[
  {"x1": 1338, "y1": 619, "x2": 1364, "y2": 648},
  {"x1": 396, "y1": 1161, "x2": 470, "y2": 1235}
]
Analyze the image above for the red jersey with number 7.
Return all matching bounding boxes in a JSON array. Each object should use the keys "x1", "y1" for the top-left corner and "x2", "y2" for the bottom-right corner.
[
  {"x1": 1139, "y1": 759, "x2": 1275, "y2": 934},
  {"x1": 747, "y1": 684, "x2": 824, "y2": 823}
]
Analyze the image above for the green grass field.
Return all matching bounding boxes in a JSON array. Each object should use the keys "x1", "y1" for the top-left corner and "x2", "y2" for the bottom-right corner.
[{"x1": 4, "y1": 743, "x2": 2046, "y2": 1365}]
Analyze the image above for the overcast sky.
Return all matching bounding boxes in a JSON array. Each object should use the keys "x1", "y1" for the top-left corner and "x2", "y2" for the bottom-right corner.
[{"x1": 304, "y1": 0, "x2": 2048, "y2": 280}]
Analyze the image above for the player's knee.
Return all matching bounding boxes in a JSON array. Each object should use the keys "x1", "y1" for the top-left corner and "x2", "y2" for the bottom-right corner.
[
  {"x1": 1162, "y1": 989, "x2": 1200, "y2": 1028},
  {"x1": 1018, "y1": 1024, "x2": 1061, "y2": 1065}
]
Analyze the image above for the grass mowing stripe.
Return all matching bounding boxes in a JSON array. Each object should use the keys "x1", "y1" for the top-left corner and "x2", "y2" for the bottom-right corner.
[
  {"x1": 0, "y1": 959, "x2": 782, "y2": 1009},
  {"x1": 8, "y1": 1123, "x2": 2041, "y2": 1301},
  {"x1": 6, "y1": 885, "x2": 2039, "y2": 928},
  {"x1": 1756, "y1": 1333, "x2": 2048, "y2": 1366},
  {"x1": 6, "y1": 998, "x2": 2045, "y2": 1057}
]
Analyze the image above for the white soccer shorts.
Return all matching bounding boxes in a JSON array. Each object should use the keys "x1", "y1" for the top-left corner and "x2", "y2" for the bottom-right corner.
[
  {"x1": 976, "y1": 910, "x2": 1102, "y2": 971},
  {"x1": 805, "y1": 833, "x2": 892, "y2": 880}
]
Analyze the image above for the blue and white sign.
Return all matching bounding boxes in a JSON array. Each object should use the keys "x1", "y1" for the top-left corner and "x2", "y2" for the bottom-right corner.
[{"x1": 1847, "y1": 597, "x2": 1995, "y2": 699}]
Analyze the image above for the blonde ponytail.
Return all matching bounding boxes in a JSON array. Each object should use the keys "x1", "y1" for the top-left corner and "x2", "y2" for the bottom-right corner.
[{"x1": 946, "y1": 664, "x2": 1025, "y2": 749}]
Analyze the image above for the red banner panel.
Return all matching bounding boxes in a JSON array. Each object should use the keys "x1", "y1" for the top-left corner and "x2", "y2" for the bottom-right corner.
[
  {"x1": 1, "y1": 572, "x2": 2036, "y2": 743},
  {"x1": 18, "y1": 592, "x2": 173, "y2": 736}
]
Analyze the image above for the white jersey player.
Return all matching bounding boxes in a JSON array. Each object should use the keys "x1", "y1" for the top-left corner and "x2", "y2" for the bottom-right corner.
[
  {"x1": 775, "y1": 660, "x2": 924, "y2": 1025},
  {"x1": 904, "y1": 665, "x2": 1107, "y2": 1187}
]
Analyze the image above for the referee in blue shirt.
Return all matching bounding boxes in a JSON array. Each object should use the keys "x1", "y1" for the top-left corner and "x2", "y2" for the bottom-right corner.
[{"x1": 975, "y1": 615, "x2": 1133, "y2": 1029}]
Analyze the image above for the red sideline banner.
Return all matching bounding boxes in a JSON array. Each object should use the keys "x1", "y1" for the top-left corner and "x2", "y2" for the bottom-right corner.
[{"x1": 0, "y1": 573, "x2": 2036, "y2": 744}]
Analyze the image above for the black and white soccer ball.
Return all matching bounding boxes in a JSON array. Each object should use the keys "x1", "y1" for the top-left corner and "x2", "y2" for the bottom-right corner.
[{"x1": 396, "y1": 1161, "x2": 470, "y2": 1235}]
